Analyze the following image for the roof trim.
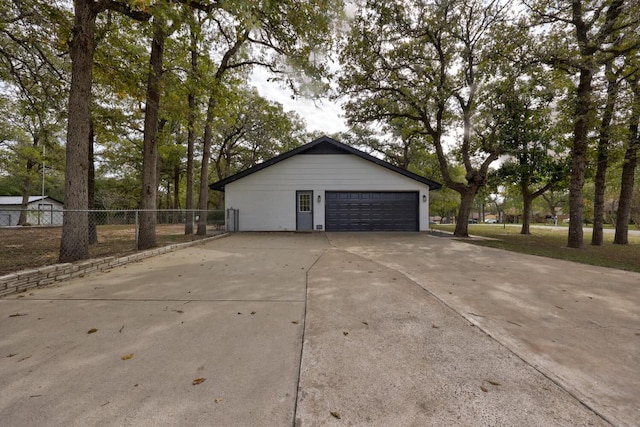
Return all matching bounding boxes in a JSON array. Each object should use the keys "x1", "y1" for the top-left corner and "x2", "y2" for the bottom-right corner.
[
  {"x1": 209, "y1": 136, "x2": 442, "y2": 191},
  {"x1": 0, "y1": 195, "x2": 64, "y2": 205}
]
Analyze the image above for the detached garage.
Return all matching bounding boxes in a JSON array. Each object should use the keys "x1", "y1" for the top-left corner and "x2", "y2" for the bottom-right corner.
[
  {"x1": 209, "y1": 136, "x2": 441, "y2": 232},
  {"x1": 0, "y1": 196, "x2": 64, "y2": 226}
]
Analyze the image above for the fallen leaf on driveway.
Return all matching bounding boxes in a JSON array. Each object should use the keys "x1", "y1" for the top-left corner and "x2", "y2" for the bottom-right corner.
[
  {"x1": 214, "y1": 398, "x2": 222, "y2": 403},
  {"x1": 343, "y1": 331, "x2": 349, "y2": 336},
  {"x1": 121, "y1": 353, "x2": 134, "y2": 360},
  {"x1": 192, "y1": 378, "x2": 206, "y2": 385},
  {"x1": 330, "y1": 411, "x2": 341, "y2": 419},
  {"x1": 487, "y1": 380, "x2": 501, "y2": 386},
  {"x1": 9, "y1": 313, "x2": 27, "y2": 317},
  {"x1": 87, "y1": 328, "x2": 98, "y2": 334},
  {"x1": 172, "y1": 310, "x2": 184, "y2": 314},
  {"x1": 291, "y1": 320, "x2": 299, "y2": 324},
  {"x1": 6, "y1": 353, "x2": 17, "y2": 358},
  {"x1": 480, "y1": 385, "x2": 488, "y2": 392}
]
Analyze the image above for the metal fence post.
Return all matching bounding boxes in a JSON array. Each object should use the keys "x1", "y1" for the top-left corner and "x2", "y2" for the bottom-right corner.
[{"x1": 135, "y1": 209, "x2": 139, "y2": 250}]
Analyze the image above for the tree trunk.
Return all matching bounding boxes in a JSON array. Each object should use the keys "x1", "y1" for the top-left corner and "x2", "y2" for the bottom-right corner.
[
  {"x1": 88, "y1": 121, "x2": 97, "y2": 244},
  {"x1": 138, "y1": 18, "x2": 165, "y2": 250},
  {"x1": 567, "y1": 66, "x2": 593, "y2": 249},
  {"x1": 454, "y1": 189, "x2": 476, "y2": 237},
  {"x1": 184, "y1": 21, "x2": 198, "y2": 235},
  {"x1": 592, "y1": 65, "x2": 619, "y2": 246},
  {"x1": 173, "y1": 163, "x2": 180, "y2": 223},
  {"x1": 614, "y1": 78, "x2": 640, "y2": 245},
  {"x1": 197, "y1": 95, "x2": 215, "y2": 236},
  {"x1": 185, "y1": 98, "x2": 196, "y2": 233},
  {"x1": 521, "y1": 189, "x2": 532, "y2": 235},
  {"x1": 18, "y1": 192, "x2": 29, "y2": 225},
  {"x1": 185, "y1": 94, "x2": 195, "y2": 234},
  {"x1": 60, "y1": 0, "x2": 95, "y2": 262},
  {"x1": 18, "y1": 157, "x2": 35, "y2": 225}
]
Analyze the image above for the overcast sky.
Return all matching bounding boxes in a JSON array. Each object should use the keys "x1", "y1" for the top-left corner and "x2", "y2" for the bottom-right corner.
[{"x1": 250, "y1": 70, "x2": 349, "y2": 137}]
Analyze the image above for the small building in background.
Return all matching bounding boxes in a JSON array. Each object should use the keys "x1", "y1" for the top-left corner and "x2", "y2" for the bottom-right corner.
[{"x1": 0, "y1": 196, "x2": 64, "y2": 226}]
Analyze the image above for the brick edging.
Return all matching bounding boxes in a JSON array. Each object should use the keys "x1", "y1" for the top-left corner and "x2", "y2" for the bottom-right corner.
[{"x1": 0, "y1": 233, "x2": 229, "y2": 297}]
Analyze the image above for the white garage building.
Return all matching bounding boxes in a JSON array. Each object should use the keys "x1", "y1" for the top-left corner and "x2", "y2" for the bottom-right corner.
[
  {"x1": 0, "y1": 196, "x2": 64, "y2": 226},
  {"x1": 209, "y1": 136, "x2": 441, "y2": 232}
]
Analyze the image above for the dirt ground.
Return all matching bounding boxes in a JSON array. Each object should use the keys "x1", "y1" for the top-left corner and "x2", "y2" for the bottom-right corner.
[{"x1": 0, "y1": 224, "x2": 216, "y2": 276}]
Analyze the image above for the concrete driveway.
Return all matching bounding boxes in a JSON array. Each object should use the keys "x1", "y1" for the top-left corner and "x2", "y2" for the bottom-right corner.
[
  {"x1": 309, "y1": 233, "x2": 639, "y2": 426},
  {"x1": 1, "y1": 233, "x2": 638, "y2": 426},
  {"x1": 0, "y1": 234, "x2": 326, "y2": 426}
]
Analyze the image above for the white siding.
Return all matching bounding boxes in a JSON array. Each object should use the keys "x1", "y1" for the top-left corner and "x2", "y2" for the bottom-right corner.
[
  {"x1": 0, "y1": 197, "x2": 64, "y2": 226},
  {"x1": 224, "y1": 154, "x2": 431, "y2": 231}
]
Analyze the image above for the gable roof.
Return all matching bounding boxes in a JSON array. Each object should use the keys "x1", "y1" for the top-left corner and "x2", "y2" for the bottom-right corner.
[
  {"x1": 0, "y1": 196, "x2": 64, "y2": 206},
  {"x1": 209, "y1": 136, "x2": 442, "y2": 191}
]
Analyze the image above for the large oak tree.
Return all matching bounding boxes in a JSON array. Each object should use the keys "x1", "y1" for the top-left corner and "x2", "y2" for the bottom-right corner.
[{"x1": 339, "y1": 0, "x2": 516, "y2": 236}]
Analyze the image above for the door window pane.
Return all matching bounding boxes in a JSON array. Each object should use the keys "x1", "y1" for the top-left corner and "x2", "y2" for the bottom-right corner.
[{"x1": 299, "y1": 194, "x2": 311, "y2": 212}]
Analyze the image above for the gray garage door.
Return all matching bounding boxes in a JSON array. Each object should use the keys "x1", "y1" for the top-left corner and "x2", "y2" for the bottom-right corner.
[{"x1": 325, "y1": 192, "x2": 419, "y2": 231}]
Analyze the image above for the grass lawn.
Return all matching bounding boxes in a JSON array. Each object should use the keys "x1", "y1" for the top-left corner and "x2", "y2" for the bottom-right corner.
[{"x1": 431, "y1": 224, "x2": 640, "y2": 273}]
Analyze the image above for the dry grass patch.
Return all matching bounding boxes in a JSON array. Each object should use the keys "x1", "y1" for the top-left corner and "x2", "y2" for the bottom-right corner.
[{"x1": 0, "y1": 224, "x2": 215, "y2": 276}]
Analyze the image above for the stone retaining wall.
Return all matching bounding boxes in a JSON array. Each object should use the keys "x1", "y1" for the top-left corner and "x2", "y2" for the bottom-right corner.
[{"x1": 0, "y1": 233, "x2": 228, "y2": 297}]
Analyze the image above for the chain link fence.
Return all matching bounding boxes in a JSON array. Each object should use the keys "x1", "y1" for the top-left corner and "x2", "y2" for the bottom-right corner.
[{"x1": 0, "y1": 209, "x2": 226, "y2": 276}]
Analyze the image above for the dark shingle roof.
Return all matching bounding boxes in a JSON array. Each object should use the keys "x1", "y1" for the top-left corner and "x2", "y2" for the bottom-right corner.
[{"x1": 209, "y1": 136, "x2": 442, "y2": 191}]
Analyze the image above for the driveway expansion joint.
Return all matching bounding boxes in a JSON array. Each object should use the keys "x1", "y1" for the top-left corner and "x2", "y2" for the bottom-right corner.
[
  {"x1": 336, "y1": 245, "x2": 614, "y2": 427},
  {"x1": 292, "y1": 248, "x2": 328, "y2": 427}
]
